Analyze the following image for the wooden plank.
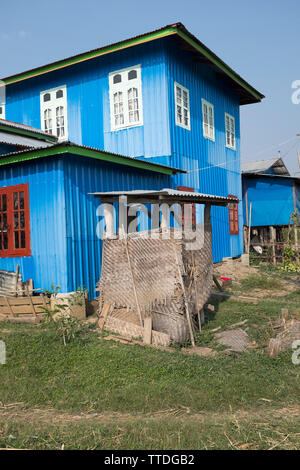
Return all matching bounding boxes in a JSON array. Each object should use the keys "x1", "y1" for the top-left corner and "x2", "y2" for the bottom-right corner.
[
  {"x1": 143, "y1": 316, "x2": 152, "y2": 344},
  {"x1": 213, "y1": 275, "x2": 224, "y2": 292},
  {"x1": 0, "y1": 305, "x2": 48, "y2": 315},
  {"x1": 13, "y1": 265, "x2": 20, "y2": 296},
  {"x1": 4, "y1": 297, "x2": 15, "y2": 317},
  {"x1": 0, "y1": 296, "x2": 50, "y2": 307},
  {"x1": 28, "y1": 296, "x2": 37, "y2": 317},
  {"x1": 104, "y1": 316, "x2": 170, "y2": 347},
  {"x1": 0, "y1": 314, "x2": 41, "y2": 324},
  {"x1": 98, "y1": 303, "x2": 113, "y2": 330}
]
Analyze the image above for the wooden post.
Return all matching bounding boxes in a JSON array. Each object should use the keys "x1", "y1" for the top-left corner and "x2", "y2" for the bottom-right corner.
[
  {"x1": 247, "y1": 203, "x2": 252, "y2": 254},
  {"x1": 243, "y1": 226, "x2": 248, "y2": 253},
  {"x1": 173, "y1": 244, "x2": 195, "y2": 347},
  {"x1": 192, "y1": 252, "x2": 201, "y2": 332},
  {"x1": 143, "y1": 316, "x2": 152, "y2": 344},
  {"x1": 287, "y1": 213, "x2": 292, "y2": 242},
  {"x1": 292, "y1": 182, "x2": 299, "y2": 262},
  {"x1": 244, "y1": 179, "x2": 249, "y2": 226},
  {"x1": 270, "y1": 226, "x2": 276, "y2": 265},
  {"x1": 14, "y1": 265, "x2": 20, "y2": 297}
]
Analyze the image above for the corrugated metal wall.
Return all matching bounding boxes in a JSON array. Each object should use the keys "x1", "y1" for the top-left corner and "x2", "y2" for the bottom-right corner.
[
  {"x1": 242, "y1": 175, "x2": 295, "y2": 227},
  {"x1": 63, "y1": 155, "x2": 171, "y2": 297},
  {"x1": 0, "y1": 157, "x2": 68, "y2": 292},
  {"x1": 0, "y1": 155, "x2": 171, "y2": 297},
  {"x1": 5, "y1": 40, "x2": 171, "y2": 160},
  {"x1": 164, "y1": 38, "x2": 243, "y2": 261}
]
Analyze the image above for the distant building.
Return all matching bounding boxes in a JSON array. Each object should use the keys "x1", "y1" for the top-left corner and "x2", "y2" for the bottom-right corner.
[
  {"x1": 242, "y1": 157, "x2": 300, "y2": 252},
  {"x1": 0, "y1": 23, "x2": 263, "y2": 296}
]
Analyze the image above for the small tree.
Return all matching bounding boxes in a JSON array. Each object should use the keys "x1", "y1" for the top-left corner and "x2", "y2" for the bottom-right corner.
[{"x1": 41, "y1": 286, "x2": 86, "y2": 346}]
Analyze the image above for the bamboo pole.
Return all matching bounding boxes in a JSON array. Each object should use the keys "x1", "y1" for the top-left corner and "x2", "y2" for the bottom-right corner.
[
  {"x1": 173, "y1": 245, "x2": 195, "y2": 347},
  {"x1": 192, "y1": 252, "x2": 201, "y2": 333}
]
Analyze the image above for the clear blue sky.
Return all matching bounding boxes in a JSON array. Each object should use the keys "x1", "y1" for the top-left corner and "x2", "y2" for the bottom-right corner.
[{"x1": 1, "y1": 0, "x2": 300, "y2": 174}]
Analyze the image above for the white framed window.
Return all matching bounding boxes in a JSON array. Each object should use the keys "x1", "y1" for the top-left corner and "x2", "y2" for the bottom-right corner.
[
  {"x1": 109, "y1": 65, "x2": 143, "y2": 131},
  {"x1": 174, "y1": 82, "x2": 190, "y2": 130},
  {"x1": 202, "y1": 99, "x2": 214, "y2": 141},
  {"x1": 0, "y1": 103, "x2": 5, "y2": 120},
  {"x1": 225, "y1": 113, "x2": 236, "y2": 149},
  {"x1": 40, "y1": 85, "x2": 68, "y2": 139}
]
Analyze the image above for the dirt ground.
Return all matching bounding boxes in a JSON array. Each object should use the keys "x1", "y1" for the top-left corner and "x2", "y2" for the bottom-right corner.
[{"x1": 214, "y1": 259, "x2": 300, "y2": 298}]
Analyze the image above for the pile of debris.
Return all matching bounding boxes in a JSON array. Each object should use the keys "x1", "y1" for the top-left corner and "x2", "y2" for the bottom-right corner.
[{"x1": 269, "y1": 311, "x2": 300, "y2": 357}]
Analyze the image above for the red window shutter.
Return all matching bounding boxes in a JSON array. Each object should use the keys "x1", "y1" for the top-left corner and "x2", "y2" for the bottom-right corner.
[
  {"x1": 0, "y1": 183, "x2": 31, "y2": 258},
  {"x1": 228, "y1": 195, "x2": 239, "y2": 235},
  {"x1": 177, "y1": 186, "x2": 196, "y2": 226}
]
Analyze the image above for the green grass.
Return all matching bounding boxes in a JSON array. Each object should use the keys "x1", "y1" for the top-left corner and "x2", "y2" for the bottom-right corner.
[
  {"x1": 0, "y1": 322, "x2": 299, "y2": 414},
  {"x1": 0, "y1": 410, "x2": 299, "y2": 450},
  {"x1": 0, "y1": 268, "x2": 299, "y2": 449},
  {"x1": 238, "y1": 274, "x2": 282, "y2": 291}
]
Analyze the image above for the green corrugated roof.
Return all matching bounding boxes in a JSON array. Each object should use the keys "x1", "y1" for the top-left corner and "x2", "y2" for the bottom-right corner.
[{"x1": 0, "y1": 141, "x2": 185, "y2": 175}]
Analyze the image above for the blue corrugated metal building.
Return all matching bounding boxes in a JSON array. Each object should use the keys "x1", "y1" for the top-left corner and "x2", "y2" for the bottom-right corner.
[
  {"x1": 0, "y1": 23, "x2": 264, "y2": 296},
  {"x1": 242, "y1": 157, "x2": 300, "y2": 228}
]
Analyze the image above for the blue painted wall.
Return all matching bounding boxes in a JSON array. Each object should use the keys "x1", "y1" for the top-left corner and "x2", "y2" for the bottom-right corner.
[
  {"x1": 0, "y1": 155, "x2": 171, "y2": 297},
  {"x1": 5, "y1": 39, "x2": 171, "y2": 159},
  {"x1": 0, "y1": 157, "x2": 68, "y2": 291},
  {"x1": 63, "y1": 155, "x2": 171, "y2": 297},
  {"x1": 154, "y1": 38, "x2": 243, "y2": 261},
  {"x1": 242, "y1": 175, "x2": 296, "y2": 227}
]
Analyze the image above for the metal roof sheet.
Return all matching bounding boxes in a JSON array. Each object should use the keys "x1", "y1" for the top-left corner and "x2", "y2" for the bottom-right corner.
[
  {"x1": 0, "y1": 131, "x2": 54, "y2": 148},
  {"x1": 241, "y1": 157, "x2": 290, "y2": 175},
  {"x1": 0, "y1": 119, "x2": 58, "y2": 141},
  {"x1": 0, "y1": 141, "x2": 185, "y2": 175},
  {"x1": 92, "y1": 188, "x2": 238, "y2": 206}
]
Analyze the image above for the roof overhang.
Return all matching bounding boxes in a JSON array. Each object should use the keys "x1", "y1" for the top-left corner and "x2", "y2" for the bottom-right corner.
[
  {"x1": 92, "y1": 189, "x2": 238, "y2": 206},
  {"x1": 0, "y1": 131, "x2": 54, "y2": 149},
  {"x1": 0, "y1": 142, "x2": 185, "y2": 175},
  {"x1": 1, "y1": 23, "x2": 264, "y2": 105},
  {"x1": 242, "y1": 172, "x2": 300, "y2": 182},
  {"x1": 0, "y1": 119, "x2": 58, "y2": 143}
]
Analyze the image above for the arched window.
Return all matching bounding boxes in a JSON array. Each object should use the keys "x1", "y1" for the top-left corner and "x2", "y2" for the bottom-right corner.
[
  {"x1": 128, "y1": 70, "x2": 137, "y2": 80},
  {"x1": 43, "y1": 93, "x2": 51, "y2": 102},
  {"x1": 109, "y1": 65, "x2": 143, "y2": 130},
  {"x1": 40, "y1": 85, "x2": 68, "y2": 139},
  {"x1": 113, "y1": 74, "x2": 122, "y2": 84}
]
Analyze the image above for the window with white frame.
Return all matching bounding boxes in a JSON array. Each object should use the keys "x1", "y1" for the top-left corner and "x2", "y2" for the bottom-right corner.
[
  {"x1": 0, "y1": 103, "x2": 5, "y2": 120},
  {"x1": 174, "y1": 82, "x2": 190, "y2": 130},
  {"x1": 109, "y1": 65, "x2": 143, "y2": 131},
  {"x1": 40, "y1": 85, "x2": 68, "y2": 139},
  {"x1": 225, "y1": 113, "x2": 235, "y2": 149},
  {"x1": 201, "y1": 99, "x2": 214, "y2": 140}
]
